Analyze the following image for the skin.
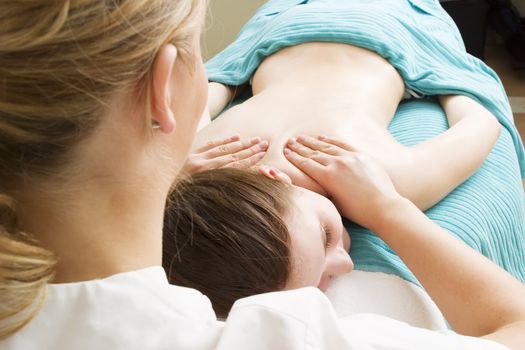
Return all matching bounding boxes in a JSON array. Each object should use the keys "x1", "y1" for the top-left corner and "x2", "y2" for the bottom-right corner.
[
  {"x1": 284, "y1": 135, "x2": 525, "y2": 350},
  {"x1": 197, "y1": 42, "x2": 501, "y2": 211},
  {"x1": 181, "y1": 135, "x2": 269, "y2": 176},
  {"x1": 256, "y1": 165, "x2": 353, "y2": 291},
  {"x1": 16, "y1": 33, "x2": 208, "y2": 282},
  {"x1": 188, "y1": 42, "x2": 500, "y2": 293},
  {"x1": 284, "y1": 186, "x2": 354, "y2": 292},
  {"x1": 16, "y1": 13, "x2": 524, "y2": 349}
]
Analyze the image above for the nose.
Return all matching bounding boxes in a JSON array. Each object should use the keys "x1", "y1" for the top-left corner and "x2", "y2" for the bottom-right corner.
[
  {"x1": 318, "y1": 247, "x2": 354, "y2": 291},
  {"x1": 329, "y1": 246, "x2": 354, "y2": 276}
]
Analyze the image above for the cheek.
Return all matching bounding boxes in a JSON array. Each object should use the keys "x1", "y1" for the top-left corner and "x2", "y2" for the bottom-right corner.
[{"x1": 287, "y1": 243, "x2": 326, "y2": 289}]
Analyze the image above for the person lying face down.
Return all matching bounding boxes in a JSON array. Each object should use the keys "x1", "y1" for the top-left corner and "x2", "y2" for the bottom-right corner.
[{"x1": 163, "y1": 167, "x2": 353, "y2": 318}]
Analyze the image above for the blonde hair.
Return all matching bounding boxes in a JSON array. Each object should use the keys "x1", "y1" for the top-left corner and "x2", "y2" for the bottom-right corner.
[{"x1": 0, "y1": 0, "x2": 206, "y2": 339}]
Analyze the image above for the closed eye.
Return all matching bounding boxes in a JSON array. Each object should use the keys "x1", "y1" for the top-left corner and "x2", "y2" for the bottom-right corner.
[{"x1": 322, "y1": 225, "x2": 333, "y2": 251}]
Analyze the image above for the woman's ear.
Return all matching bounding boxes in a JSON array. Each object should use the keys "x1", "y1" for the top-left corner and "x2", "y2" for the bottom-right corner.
[
  {"x1": 258, "y1": 165, "x2": 293, "y2": 185},
  {"x1": 150, "y1": 44, "x2": 178, "y2": 133}
]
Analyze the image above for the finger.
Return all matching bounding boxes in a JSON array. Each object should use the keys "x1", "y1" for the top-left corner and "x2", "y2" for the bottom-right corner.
[
  {"x1": 295, "y1": 135, "x2": 342, "y2": 155},
  {"x1": 286, "y1": 139, "x2": 331, "y2": 166},
  {"x1": 317, "y1": 135, "x2": 355, "y2": 151},
  {"x1": 205, "y1": 137, "x2": 264, "y2": 159},
  {"x1": 225, "y1": 140, "x2": 269, "y2": 163},
  {"x1": 224, "y1": 151, "x2": 266, "y2": 169},
  {"x1": 195, "y1": 135, "x2": 241, "y2": 153},
  {"x1": 284, "y1": 148, "x2": 325, "y2": 179},
  {"x1": 207, "y1": 141, "x2": 268, "y2": 168}
]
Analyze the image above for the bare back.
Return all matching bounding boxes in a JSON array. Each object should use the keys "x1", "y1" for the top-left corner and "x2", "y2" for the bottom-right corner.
[{"x1": 195, "y1": 42, "x2": 406, "y2": 193}]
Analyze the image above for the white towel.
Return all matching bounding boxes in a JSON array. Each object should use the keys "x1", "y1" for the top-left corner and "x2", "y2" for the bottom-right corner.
[{"x1": 325, "y1": 270, "x2": 448, "y2": 330}]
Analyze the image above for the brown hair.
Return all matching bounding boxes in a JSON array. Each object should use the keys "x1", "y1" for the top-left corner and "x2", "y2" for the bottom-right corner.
[
  {"x1": 163, "y1": 168, "x2": 293, "y2": 318},
  {"x1": 0, "y1": 0, "x2": 206, "y2": 339}
]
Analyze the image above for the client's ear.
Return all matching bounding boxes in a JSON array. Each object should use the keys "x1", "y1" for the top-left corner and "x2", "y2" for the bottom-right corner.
[
  {"x1": 150, "y1": 44, "x2": 178, "y2": 133},
  {"x1": 258, "y1": 166, "x2": 292, "y2": 185}
]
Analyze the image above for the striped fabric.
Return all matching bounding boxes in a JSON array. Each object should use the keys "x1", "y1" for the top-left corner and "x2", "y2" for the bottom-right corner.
[
  {"x1": 205, "y1": 0, "x2": 525, "y2": 283},
  {"x1": 348, "y1": 99, "x2": 525, "y2": 284},
  {"x1": 205, "y1": 0, "x2": 525, "y2": 175}
]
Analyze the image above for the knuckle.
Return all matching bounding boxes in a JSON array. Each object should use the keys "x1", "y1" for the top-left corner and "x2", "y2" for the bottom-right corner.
[
  {"x1": 298, "y1": 158, "x2": 310, "y2": 167},
  {"x1": 191, "y1": 160, "x2": 204, "y2": 172},
  {"x1": 334, "y1": 157, "x2": 346, "y2": 164},
  {"x1": 230, "y1": 159, "x2": 247, "y2": 169},
  {"x1": 206, "y1": 140, "x2": 217, "y2": 148},
  {"x1": 322, "y1": 145, "x2": 332, "y2": 152},
  {"x1": 237, "y1": 159, "x2": 250, "y2": 168},
  {"x1": 230, "y1": 153, "x2": 239, "y2": 162},
  {"x1": 334, "y1": 157, "x2": 348, "y2": 167},
  {"x1": 195, "y1": 159, "x2": 206, "y2": 169}
]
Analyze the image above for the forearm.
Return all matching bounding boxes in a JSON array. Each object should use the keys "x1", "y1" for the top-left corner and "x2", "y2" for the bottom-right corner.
[
  {"x1": 393, "y1": 96, "x2": 500, "y2": 210},
  {"x1": 284, "y1": 133, "x2": 525, "y2": 349},
  {"x1": 374, "y1": 197, "x2": 525, "y2": 347}
]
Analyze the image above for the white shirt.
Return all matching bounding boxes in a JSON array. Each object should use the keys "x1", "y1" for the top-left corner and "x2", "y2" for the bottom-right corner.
[{"x1": 1, "y1": 267, "x2": 509, "y2": 350}]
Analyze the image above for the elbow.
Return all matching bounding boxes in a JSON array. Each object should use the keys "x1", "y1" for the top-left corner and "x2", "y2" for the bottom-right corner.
[{"x1": 482, "y1": 111, "x2": 501, "y2": 146}]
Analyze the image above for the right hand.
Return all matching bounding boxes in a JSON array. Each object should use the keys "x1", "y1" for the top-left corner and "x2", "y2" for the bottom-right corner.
[
  {"x1": 183, "y1": 135, "x2": 268, "y2": 175},
  {"x1": 284, "y1": 135, "x2": 402, "y2": 229}
]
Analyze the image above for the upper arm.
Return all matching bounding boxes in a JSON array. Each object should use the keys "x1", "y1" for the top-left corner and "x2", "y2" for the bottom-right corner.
[
  {"x1": 208, "y1": 82, "x2": 249, "y2": 119},
  {"x1": 438, "y1": 95, "x2": 500, "y2": 129}
]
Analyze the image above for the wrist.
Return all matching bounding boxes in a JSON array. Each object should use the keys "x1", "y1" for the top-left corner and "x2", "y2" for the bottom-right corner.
[{"x1": 369, "y1": 196, "x2": 416, "y2": 234}]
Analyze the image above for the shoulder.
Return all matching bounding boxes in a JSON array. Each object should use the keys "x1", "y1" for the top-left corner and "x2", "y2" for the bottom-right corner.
[{"x1": 2, "y1": 267, "x2": 217, "y2": 350}]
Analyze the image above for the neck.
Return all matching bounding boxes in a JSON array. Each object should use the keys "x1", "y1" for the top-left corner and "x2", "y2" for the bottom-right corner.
[{"x1": 17, "y1": 174, "x2": 168, "y2": 283}]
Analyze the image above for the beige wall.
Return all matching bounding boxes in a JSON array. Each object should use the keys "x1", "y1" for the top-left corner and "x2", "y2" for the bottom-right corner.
[{"x1": 202, "y1": 0, "x2": 266, "y2": 60}]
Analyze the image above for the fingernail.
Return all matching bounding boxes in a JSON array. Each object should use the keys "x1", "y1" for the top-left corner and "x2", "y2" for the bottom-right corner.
[
  {"x1": 251, "y1": 137, "x2": 261, "y2": 144},
  {"x1": 284, "y1": 148, "x2": 291, "y2": 155},
  {"x1": 319, "y1": 135, "x2": 327, "y2": 140},
  {"x1": 288, "y1": 138, "x2": 296, "y2": 145},
  {"x1": 296, "y1": 135, "x2": 305, "y2": 142}
]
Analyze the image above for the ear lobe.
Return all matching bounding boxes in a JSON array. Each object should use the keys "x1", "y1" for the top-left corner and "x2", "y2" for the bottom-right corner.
[
  {"x1": 150, "y1": 44, "x2": 178, "y2": 133},
  {"x1": 258, "y1": 165, "x2": 293, "y2": 184}
]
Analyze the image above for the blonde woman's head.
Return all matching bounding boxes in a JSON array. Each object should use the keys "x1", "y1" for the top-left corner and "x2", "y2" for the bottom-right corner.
[{"x1": 0, "y1": 0, "x2": 206, "y2": 339}]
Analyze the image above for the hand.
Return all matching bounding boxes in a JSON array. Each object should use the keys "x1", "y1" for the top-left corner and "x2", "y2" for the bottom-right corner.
[
  {"x1": 284, "y1": 135, "x2": 402, "y2": 229},
  {"x1": 183, "y1": 135, "x2": 268, "y2": 175}
]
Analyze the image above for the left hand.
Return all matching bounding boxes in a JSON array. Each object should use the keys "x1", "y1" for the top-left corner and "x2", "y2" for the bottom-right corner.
[
  {"x1": 284, "y1": 135, "x2": 400, "y2": 228},
  {"x1": 182, "y1": 135, "x2": 268, "y2": 175}
]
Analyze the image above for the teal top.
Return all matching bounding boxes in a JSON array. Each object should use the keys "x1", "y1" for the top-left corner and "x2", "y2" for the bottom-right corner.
[
  {"x1": 206, "y1": 0, "x2": 525, "y2": 176},
  {"x1": 348, "y1": 99, "x2": 525, "y2": 285},
  {"x1": 205, "y1": 0, "x2": 525, "y2": 285}
]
